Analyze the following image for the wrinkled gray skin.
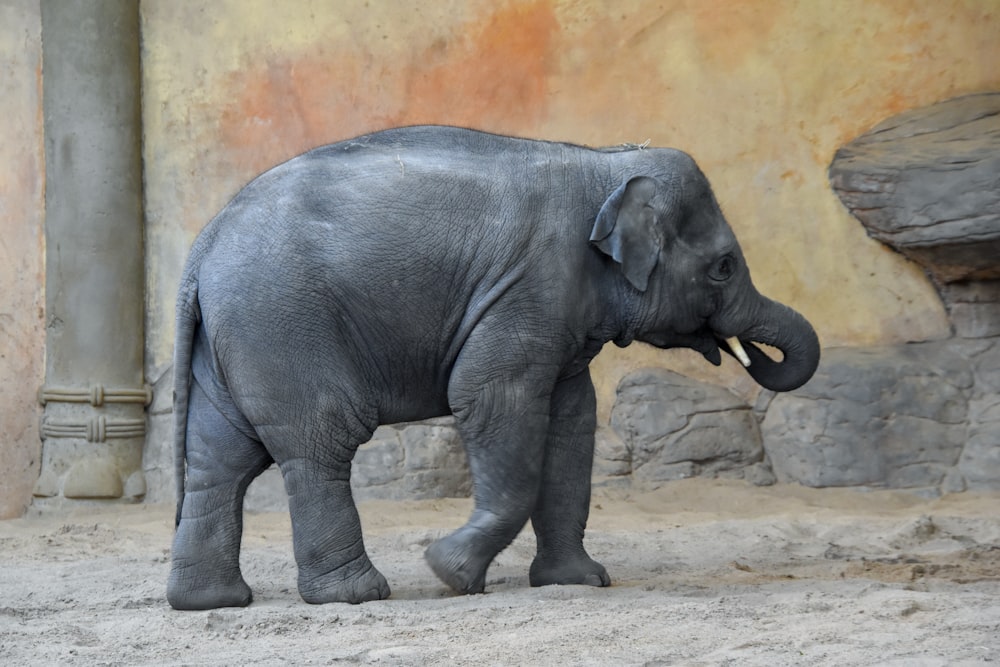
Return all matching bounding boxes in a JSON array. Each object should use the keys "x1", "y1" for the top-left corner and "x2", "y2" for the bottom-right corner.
[{"x1": 167, "y1": 126, "x2": 820, "y2": 610}]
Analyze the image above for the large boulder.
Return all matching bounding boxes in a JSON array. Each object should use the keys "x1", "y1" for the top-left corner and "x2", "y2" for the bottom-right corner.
[
  {"x1": 607, "y1": 369, "x2": 768, "y2": 485},
  {"x1": 244, "y1": 417, "x2": 471, "y2": 511},
  {"x1": 351, "y1": 418, "x2": 471, "y2": 501},
  {"x1": 762, "y1": 342, "x2": 975, "y2": 489}
]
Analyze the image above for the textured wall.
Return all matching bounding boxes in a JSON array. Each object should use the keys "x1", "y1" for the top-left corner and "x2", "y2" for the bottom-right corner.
[
  {"x1": 141, "y1": 1, "x2": 1000, "y2": 421},
  {"x1": 0, "y1": 1, "x2": 45, "y2": 518},
  {"x1": 3, "y1": 2, "x2": 998, "y2": 513}
]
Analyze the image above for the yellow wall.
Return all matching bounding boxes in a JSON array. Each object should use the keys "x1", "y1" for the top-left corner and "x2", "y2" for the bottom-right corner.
[
  {"x1": 140, "y1": 0, "x2": 999, "y2": 415},
  {"x1": 0, "y1": 1, "x2": 44, "y2": 518}
]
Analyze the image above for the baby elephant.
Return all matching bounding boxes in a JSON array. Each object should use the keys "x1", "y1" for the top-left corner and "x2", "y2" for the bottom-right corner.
[{"x1": 167, "y1": 126, "x2": 819, "y2": 610}]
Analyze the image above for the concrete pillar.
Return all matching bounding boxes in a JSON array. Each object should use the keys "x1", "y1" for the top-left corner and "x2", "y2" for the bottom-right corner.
[{"x1": 35, "y1": 0, "x2": 149, "y2": 503}]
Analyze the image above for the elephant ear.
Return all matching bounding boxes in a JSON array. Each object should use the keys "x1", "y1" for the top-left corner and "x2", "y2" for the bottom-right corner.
[{"x1": 590, "y1": 176, "x2": 660, "y2": 292}]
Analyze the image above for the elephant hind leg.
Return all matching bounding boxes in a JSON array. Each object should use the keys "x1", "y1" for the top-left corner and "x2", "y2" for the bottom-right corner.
[
  {"x1": 279, "y1": 456, "x2": 390, "y2": 604},
  {"x1": 167, "y1": 379, "x2": 272, "y2": 610}
]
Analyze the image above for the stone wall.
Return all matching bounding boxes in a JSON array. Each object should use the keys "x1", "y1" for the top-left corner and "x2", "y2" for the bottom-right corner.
[
  {"x1": 595, "y1": 340, "x2": 1000, "y2": 496},
  {"x1": 231, "y1": 336, "x2": 999, "y2": 510},
  {"x1": 601, "y1": 94, "x2": 1000, "y2": 497},
  {"x1": 601, "y1": 370, "x2": 772, "y2": 487},
  {"x1": 242, "y1": 419, "x2": 472, "y2": 512}
]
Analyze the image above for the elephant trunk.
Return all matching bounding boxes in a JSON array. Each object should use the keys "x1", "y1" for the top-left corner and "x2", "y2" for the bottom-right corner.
[{"x1": 734, "y1": 297, "x2": 820, "y2": 392}]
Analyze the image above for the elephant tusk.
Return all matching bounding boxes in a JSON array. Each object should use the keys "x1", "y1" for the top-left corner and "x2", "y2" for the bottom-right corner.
[{"x1": 726, "y1": 336, "x2": 751, "y2": 368}]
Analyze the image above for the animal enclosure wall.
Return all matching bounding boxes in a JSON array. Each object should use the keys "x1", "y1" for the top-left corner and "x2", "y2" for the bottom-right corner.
[
  {"x1": 138, "y1": 0, "x2": 1000, "y2": 501},
  {"x1": 1, "y1": 1, "x2": 999, "y2": 514},
  {"x1": 141, "y1": 1, "x2": 1000, "y2": 401}
]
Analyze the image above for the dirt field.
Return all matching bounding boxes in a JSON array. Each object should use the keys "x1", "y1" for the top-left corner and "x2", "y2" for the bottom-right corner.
[{"x1": 2, "y1": 479, "x2": 998, "y2": 665}]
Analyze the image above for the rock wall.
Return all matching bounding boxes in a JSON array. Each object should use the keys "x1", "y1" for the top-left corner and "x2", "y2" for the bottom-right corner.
[
  {"x1": 829, "y1": 92, "x2": 1000, "y2": 342},
  {"x1": 245, "y1": 418, "x2": 472, "y2": 513},
  {"x1": 601, "y1": 369, "x2": 772, "y2": 487},
  {"x1": 231, "y1": 337, "x2": 998, "y2": 510},
  {"x1": 606, "y1": 341, "x2": 1000, "y2": 496},
  {"x1": 145, "y1": 399, "x2": 473, "y2": 511},
  {"x1": 350, "y1": 420, "x2": 472, "y2": 502},
  {"x1": 764, "y1": 343, "x2": 986, "y2": 492}
]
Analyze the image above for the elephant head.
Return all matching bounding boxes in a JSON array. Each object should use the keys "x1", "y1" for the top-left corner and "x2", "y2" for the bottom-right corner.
[{"x1": 590, "y1": 151, "x2": 820, "y2": 392}]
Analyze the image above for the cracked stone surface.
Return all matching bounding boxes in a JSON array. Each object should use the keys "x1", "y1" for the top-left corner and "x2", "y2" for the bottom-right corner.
[
  {"x1": 606, "y1": 369, "x2": 766, "y2": 485},
  {"x1": 763, "y1": 340, "x2": 1000, "y2": 491},
  {"x1": 143, "y1": 336, "x2": 1000, "y2": 512},
  {"x1": 602, "y1": 340, "x2": 999, "y2": 494}
]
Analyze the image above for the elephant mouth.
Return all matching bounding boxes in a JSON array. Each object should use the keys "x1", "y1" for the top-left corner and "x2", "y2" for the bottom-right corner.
[
  {"x1": 641, "y1": 310, "x2": 819, "y2": 394},
  {"x1": 714, "y1": 312, "x2": 820, "y2": 392},
  {"x1": 693, "y1": 333, "x2": 759, "y2": 368},
  {"x1": 643, "y1": 330, "x2": 745, "y2": 366}
]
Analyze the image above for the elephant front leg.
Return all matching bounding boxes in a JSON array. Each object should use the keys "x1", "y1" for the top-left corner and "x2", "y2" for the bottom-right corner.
[
  {"x1": 529, "y1": 369, "x2": 610, "y2": 588},
  {"x1": 428, "y1": 373, "x2": 551, "y2": 594}
]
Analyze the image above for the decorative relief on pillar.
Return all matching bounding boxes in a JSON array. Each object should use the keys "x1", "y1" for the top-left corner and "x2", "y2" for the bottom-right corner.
[
  {"x1": 38, "y1": 384, "x2": 152, "y2": 443},
  {"x1": 39, "y1": 384, "x2": 153, "y2": 407},
  {"x1": 34, "y1": 384, "x2": 153, "y2": 502},
  {"x1": 40, "y1": 416, "x2": 148, "y2": 442}
]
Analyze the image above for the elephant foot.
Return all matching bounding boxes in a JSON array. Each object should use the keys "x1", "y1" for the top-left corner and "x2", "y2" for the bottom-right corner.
[
  {"x1": 529, "y1": 551, "x2": 611, "y2": 588},
  {"x1": 425, "y1": 531, "x2": 491, "y2": 595},
  {"x1": 298, "y1": 555, "x2": 391, "y2": 605},
  {"x1": 167, "y1": 565, "x2": 253, "y2": 610}
]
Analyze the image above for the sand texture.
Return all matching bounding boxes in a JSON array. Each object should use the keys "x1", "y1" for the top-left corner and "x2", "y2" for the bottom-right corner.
[{"x1": 2, "y1": 479, "x2": 998, "y2": 665}]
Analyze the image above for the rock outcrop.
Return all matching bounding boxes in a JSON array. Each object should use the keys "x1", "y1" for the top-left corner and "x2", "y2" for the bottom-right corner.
[
  {"x1": 829, "y1": 92, "x2": 1000, "y2": 338},
  {"x1": 763, "y1": 340, "x2": 1000, "y2": 492},
  {"x1": 241, "y1": 418, "x2": 472, "y2": 512},
  {"x1": 828, "y1": 92, "x2": 1000, "y2": 285},
  {"x1": 601, "y1": 369, "x2": 772, "y2": 486},
  {"x1": 596, "y1": 339, "x2": 1000, "y2": 495}
]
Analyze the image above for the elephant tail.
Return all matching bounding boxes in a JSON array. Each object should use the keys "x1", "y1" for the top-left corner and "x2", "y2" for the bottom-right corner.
[{"x1": 172, "y1": 273, "x2": 200, "y2": 528}]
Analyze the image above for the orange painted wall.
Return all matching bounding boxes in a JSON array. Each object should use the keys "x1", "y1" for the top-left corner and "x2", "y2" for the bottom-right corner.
[
  {"x1": 142, "y1": 0, "x2": 1000, "y2": 416},
  {"x1": 0, "y1": 1, "x2": 45, "y2": 518}
]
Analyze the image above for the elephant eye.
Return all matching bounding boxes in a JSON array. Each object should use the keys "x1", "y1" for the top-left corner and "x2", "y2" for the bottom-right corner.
[{"x1": 709, "y1": 254, "x2": 736, "y2": 282}]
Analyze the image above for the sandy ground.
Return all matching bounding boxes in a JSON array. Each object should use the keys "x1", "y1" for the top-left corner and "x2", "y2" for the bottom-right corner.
[{"x1": 1, "y1": 479, "x2": 998, "y2": 666}]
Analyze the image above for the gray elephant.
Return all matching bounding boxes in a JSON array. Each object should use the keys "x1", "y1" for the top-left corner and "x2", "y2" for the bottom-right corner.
[{"x1": 167, "y1": 126, "x2": 819, "y2": 610}]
